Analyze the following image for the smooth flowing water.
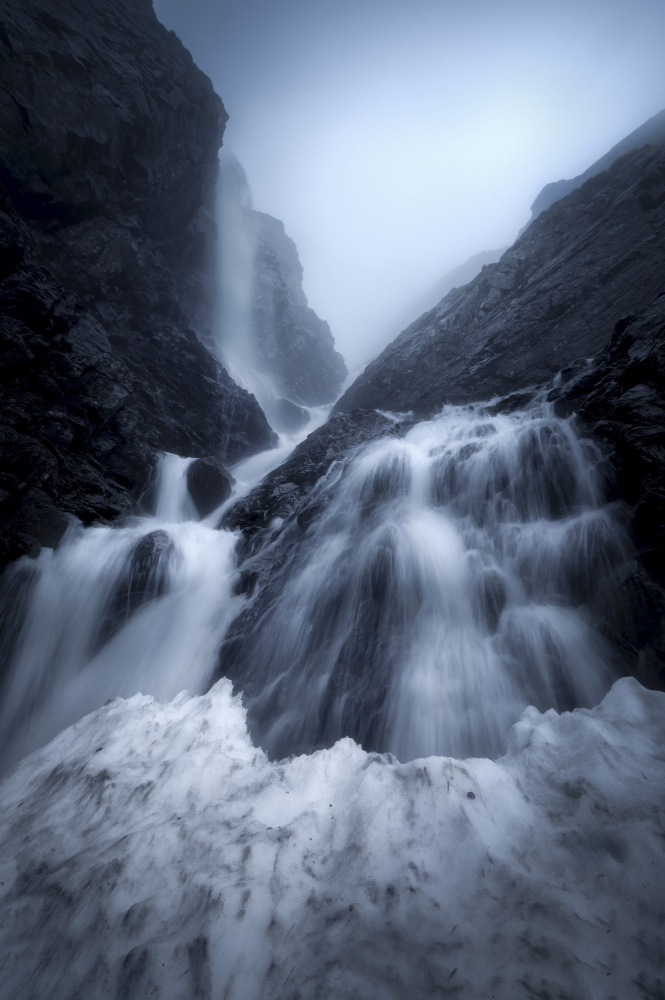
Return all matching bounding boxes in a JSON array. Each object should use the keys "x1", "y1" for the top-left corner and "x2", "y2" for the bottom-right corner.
[
  {"x1": 0, "y1": 396, "x2": 632, "y2": 772},
  {"x1": 225, "y1": 396, "x2": 632, "y2": 760}
]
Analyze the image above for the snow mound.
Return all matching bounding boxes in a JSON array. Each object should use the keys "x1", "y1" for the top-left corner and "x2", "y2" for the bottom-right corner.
[{"x1": 0, "y1": 678, "x2": 663, "y2": 999}]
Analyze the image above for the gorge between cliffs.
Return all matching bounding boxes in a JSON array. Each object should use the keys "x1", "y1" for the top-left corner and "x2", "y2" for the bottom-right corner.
[{"x1": 0, "y1": 1, "x2": 664, "y2": 998}]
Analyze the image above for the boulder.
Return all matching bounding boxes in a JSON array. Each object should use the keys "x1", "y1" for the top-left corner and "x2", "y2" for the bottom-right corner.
[{"x1": 187, "y1": 457, "x2": 234, "y2": 517}]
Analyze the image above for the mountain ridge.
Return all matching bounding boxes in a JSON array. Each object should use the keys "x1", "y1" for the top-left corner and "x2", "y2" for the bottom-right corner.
[{"x1": 529, "y1": 106, "x2": 665, "y2": 221}]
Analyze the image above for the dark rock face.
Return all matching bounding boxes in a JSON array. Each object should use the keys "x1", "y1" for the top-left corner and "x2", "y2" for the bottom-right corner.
[
  {"x1": 552, "y1": 295, "x2": 665, "y2": 686},
  {"x1": 247, "y1": 209, "x2": 347, "y2": 406},
  {"x1": 334, "y1": 140, "x2": 665, "y2": 418},
  {"x1": 187, "y1": 457, "x2": 233, "y2": 518},
  {"x1": 0, "y1": 0, "x2": 274, "y2": 567}
]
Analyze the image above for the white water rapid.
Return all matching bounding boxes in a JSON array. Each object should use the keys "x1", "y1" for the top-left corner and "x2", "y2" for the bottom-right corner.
[{"x1": 0, "y1": 393, "x2": 633, "y2": 775}]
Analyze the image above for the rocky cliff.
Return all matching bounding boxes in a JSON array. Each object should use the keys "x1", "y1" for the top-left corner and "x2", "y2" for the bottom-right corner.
[
  {"x1": 0, "y1": 0, "x2": 274, "y2": 567},
  {"x1": 334, "y1": 138, "x2": 665, "y2": 417},
  {"x1": 248, "y1": 209, "x2": 347, "y2": 406},
  {"x1": 216, "y1": 152, "x2": 347, "y2": 413}
]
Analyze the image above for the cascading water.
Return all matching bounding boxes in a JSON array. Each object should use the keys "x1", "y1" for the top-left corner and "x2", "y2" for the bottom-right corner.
[
  {"x1": 0, "y1": 455, "x2": 237, "y2": 773},
  {"x1": 0, "y1": 416, "x2": 328, "y2": 774},
  {"x1": 215, "y1": 150, "x2": 291, "y2": 431},
  {"x1": 222, "y1": 395, "x2": 632, "y2": 761},
  {"x1": 0, "y1": 395, "x2": 633, "y2": 774}
]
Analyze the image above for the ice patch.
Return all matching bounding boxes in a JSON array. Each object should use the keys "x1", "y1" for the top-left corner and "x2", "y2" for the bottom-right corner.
[{"x1": 0, "y1": 677, "x2": 663, "y2": 999}]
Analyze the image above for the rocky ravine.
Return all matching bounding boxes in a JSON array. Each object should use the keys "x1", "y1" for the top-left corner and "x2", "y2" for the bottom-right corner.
[
  {"x1": 222, "y1": 134, "x2": 665, "y2": 700},
  {"x1": 0, "y1": 0, "x2": 274, "y2": 568}
]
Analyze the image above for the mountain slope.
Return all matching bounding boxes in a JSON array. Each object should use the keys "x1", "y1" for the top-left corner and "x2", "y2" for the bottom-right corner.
[
  {"x1": 249, "y1": 209, "x2": 347, "y2": 406},
  {"x1": 334, "y1": 139, "x2": 665, "y2": 417},
  {"x1": 530, "y1": 106, "x2": 665, "y2": 221}
]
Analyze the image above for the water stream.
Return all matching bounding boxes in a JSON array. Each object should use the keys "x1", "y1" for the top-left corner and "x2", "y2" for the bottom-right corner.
[{"x1": 0, "y1": 395, "x2": 632, "y2": 773}]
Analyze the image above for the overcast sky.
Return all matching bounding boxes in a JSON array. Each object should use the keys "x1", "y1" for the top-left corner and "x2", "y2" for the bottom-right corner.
[{"x1": 155, "y1": 0, "x2": 665, "y2": 367}]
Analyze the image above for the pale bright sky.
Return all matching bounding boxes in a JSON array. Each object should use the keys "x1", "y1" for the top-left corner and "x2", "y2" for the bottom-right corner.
[{"x1": 155, "y1": 0, "x2": 665, "y2": 367}]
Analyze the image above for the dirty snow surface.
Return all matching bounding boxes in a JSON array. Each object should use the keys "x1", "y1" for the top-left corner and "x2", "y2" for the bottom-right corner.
[{"x1": 0, "y1": 677, "x2": 663, "y2": 1000}]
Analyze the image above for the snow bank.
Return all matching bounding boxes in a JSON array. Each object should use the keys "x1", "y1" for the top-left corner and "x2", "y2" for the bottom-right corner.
[{"x1": 0, "y1": 678, "x2": 663, "y2": 999}]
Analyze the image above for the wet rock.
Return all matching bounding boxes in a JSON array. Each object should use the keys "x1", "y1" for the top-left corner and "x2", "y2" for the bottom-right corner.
[
  {"x1": 477, "y1": 572, "x2": 507, "y2": 634},
  {"x1": 221, "y1": 408, "x2": 406, "y2": 544},
  {"x1": 187, "y1": 457, "x2": 234, "y2": 518},
  {"x1": 216, "y1": 409, "x2": 414, "y2": 746},
  {"x1": 248, "y1": 212, "x2": 347, "y2": 406},
  {"x1": 552, "y1": 293, "x2": 665, "y2": 689}
]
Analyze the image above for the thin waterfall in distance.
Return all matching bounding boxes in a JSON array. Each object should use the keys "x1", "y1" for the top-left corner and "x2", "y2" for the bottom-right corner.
[
  {"x1": 214, "y1": 149, "x2": 263, "y2": 404},
  {"x1": 214, "y1": 149, "x2": 338, "y2": 436},
  {"x1": 227, "y1": 395, "x2": 633, "y2": 761}
]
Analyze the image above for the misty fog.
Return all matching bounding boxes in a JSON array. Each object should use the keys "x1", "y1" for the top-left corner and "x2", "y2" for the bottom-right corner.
[{"x1": 155, "y1": 0, "x2": 665, "y2": 367}]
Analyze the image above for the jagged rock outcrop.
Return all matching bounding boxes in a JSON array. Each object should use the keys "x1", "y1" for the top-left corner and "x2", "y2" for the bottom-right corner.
[
  {"x1": 0, "y1": 0, "x2": 274, "y2": 567},
  {"x1": 334, "y1": 139, "x2": 665, "y2": 417},
  {"x1": 217, "y1": 408, "x2": 413, "y2": 735},
  {"x1": 216, "y1": 152, "x2": 347, "y2": 411},
  {"x1": 248, "y1": 209, "x2": 347, "y2": 405},
  {"x1": 530, "y1": 106, "x2": 665, "y2": 221},
  {"x1": 221, "y1": 408, "x2": 405, "y2": 544}
]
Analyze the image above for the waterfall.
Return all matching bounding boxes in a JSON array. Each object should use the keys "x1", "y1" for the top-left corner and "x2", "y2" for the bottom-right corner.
[
  {"x1": 215, "y1": 149, "x2": 264, "y2": 404},
  {"x1": 223, "y1": 395, "x2": 632, "y2": 760},
  {"x1": 214, "y1": 149, "x2": 337, "y2": 434},
  {"x1": 0, "y1": 396, "x2": 633, "y2": 773},
  {"x1": 0, "y1": 415, "x2": 328, "y2": 774}
]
